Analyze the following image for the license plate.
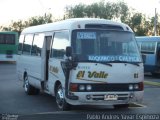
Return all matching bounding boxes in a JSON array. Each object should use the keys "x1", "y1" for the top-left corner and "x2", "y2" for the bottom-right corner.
[{"x1": 104, "y1": 94, "x2": 118, "y2": 100}]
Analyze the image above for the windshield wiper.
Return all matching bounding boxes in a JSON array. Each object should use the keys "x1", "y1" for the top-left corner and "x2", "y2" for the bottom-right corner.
[
  {"x1": 79, "y1": 60, "x2": 112, "y2": 67},
  {"x1": 110, "y1": 60, "x2": 140, "y2": 66}
]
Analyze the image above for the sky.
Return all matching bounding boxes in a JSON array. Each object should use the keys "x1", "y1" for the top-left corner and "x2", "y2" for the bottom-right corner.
[{"x1": 0, "y1": 0, "x2": 160, "y2": 25}]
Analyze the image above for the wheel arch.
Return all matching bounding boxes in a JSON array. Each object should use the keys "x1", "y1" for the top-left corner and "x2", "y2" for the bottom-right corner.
[
  {"x1": 23, "y1": 71, "x2": 27, "y2": 79},
  {"x1": 54, "y1": 80, "x2": 61, "y2": 95}
]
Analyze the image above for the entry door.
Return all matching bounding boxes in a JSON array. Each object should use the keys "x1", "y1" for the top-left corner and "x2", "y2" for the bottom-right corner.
[{"x1": 43, "y1": 36, "x2": 52, "y2": 81}]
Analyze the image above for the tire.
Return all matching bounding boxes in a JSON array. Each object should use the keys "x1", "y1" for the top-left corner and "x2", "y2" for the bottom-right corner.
[
  {"x1": 114, "y1": 104, "x2": 129, "y2": 109},
  {"x1": 24, "y1": 75, "x2": 40, "y2": 95},
  {"x1": 55, "y1": 84, "x2": 71, "y2": 111}
]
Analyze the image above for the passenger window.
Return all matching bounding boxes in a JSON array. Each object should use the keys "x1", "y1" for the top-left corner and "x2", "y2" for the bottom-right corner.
[
  {"x1": 6, "y1": 34, "x2": 15, "y2": 44},
  {"x1": 0, "y1": 34, "x2": 5, "y2": 44},
  {"x1": 0, "y1": 34, "x2": 15, "y2": 44},
  {"x1": 141, "y1": 42, "x2": 156, "y2": 54},
  {"x1": 23, "y1": 34, "x2": 33, "y2": 55},
  {"x1": 18, "y1": 35, "x2": 24, "y2": 55},
  {"x1": 51, "y1": 31, "x2": 70, "y2": 59},
  {"x1": 32, "y1": 34, "x2": 44, "y2": 56}
]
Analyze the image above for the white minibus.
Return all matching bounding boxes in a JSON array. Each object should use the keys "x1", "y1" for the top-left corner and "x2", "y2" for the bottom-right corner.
[{"x1": 17, "y1": 18, "x2": 144, "y2": 110}]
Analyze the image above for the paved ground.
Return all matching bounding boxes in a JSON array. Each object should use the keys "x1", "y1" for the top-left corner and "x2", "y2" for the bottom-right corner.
[{"x1": 0, "y1": 63, "x2": 160, "y2": 120}]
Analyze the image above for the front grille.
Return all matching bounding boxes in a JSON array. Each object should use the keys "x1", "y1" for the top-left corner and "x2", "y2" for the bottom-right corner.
[
  {"x1": 92, "y1": 84, "x2": 129, "y2": 92},
  {"x1": 77, "y1": 83, "x2": 138, "y2": 92}
]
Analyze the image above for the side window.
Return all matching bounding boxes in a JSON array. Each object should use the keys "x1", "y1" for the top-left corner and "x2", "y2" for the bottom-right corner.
[
  {"x1": 0, "y1": 34, "x2": 5, "y2": 44},
  {"x1": 6, "y1": 34, "x2": 15, "y2": 44},
  {"x1": 51, "y1": 31, "x2": 70, "y2": 59},
  {"x1": 23, "y1": 34, "x2": 33, "y2": 55},
  {"x1": 32, "y1": 34, "x2": 44, "y2": 56},
  {"x1": 0, "y1": 34, "x2": 15, "y2": 44},
  {"x1": 141, "y1": 42, "x2": 156, "y2": 53},
  {"x1": 18, "y1": 35, "x2": 24, "y2": 54}
]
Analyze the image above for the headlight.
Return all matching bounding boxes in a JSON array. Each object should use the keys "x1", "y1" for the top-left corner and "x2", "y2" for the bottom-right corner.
[
  {"x1": 86, "y1": 85, "x2": 92, "y2": 91},
  {"x1": 134, "y1": 84, "x2": 139, "y2": 89},
  {"x1": 129, "y1": 84, "x2": 133, "y2": 90},
  {"x1": 79, "y1": 85, "x2": 85, "y2": 91}
]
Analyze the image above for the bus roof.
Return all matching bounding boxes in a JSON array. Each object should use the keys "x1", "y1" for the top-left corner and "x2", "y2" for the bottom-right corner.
[
  {"x1": 136, "y1": 36, "x2": 160, "y2": 42},
  {"x1": 21, "y1": 18, "x2": 133, "y2": 34}
]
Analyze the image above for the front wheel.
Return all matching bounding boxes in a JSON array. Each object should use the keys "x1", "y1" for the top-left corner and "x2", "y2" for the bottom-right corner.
[{"x1": 55, "y1": 84, "x2": 71, "y2": 111}]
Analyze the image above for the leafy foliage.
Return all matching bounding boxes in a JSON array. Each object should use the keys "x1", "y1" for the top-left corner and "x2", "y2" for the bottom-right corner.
[
  {"x1": 65, "y1": 1, "x2": 159, "y2": 36},
  {"x1": 0, "y1": 13, "x2": 53, "y2": 35},
  {"x1": 65, "y1": 1, "x2": 130, "y2": 21},
  {"x1": 0, "y1": 1, "x2": 159, "y2": 36}
]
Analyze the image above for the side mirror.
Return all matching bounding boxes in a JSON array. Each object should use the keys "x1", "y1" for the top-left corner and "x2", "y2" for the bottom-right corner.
[{"x1": 66, "y1": 46, "x2": 72, "y2": 57}]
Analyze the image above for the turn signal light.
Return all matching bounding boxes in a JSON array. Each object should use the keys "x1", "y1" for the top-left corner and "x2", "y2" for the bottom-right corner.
[
  {"x1": 139, "y1": 82, "x2": 144, "y2": 91},
  {"x1": 70, "y1": 83, "x2": 78, "y2": 92}
]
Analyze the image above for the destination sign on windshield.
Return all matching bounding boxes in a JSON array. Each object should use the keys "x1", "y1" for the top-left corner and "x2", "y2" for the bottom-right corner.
[{"x1": 88, "y1": 55, "x2": 140, "y2": 62}]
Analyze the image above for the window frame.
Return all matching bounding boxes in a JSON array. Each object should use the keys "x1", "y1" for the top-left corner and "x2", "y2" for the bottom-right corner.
[
  {"x1": 50, "y1": 30, "x2": 70, "y2": 59},
  {"x1": 22, "y1": 34, "x2": 34, "y2": 55},
  {"x1": 18, "y1": 35, "x2": 25, "y2": 55},
  {"x1": 31, "y1": 33, "x2": 44, "y2": 57}
]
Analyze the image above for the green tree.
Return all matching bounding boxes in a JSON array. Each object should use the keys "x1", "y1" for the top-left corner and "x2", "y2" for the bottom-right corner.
[
  {"x1": 1, "y1": 20, "x2": 25, "y2": 35},
  {"x1": 0, "y1": 13, "x2": 53, "y2": 34},
  {"x1": 1, "y1": 1, "x2": 159, "y2": 36},
  {"x1": 128, "y1": 13, "x2": 159, "y2": 36},
  {"x1": 129, "y1": 13, "x2": 148, "y2": 36},
  {"x1": 115, "y1": 1, "x2": 130, "y2": 23},
  {"x1": 65, "y1": 1, "x2": 160, "y2": 36},
  {"x1": 28, "y1": 13, "x2": 52, "y2": 26},
  {"x1": 65, "y1": 1, "x2": 130, "y2": 21},
  {"x1": 157, "y1": 15, "x2": 160, "y2": 35},
  {"x1": 65, "y1": 4, "x2": 86, "y2": 18}
]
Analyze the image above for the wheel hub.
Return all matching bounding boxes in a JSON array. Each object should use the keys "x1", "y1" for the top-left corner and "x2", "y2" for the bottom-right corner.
[
  {"x1": 56, "y1": 88, "x2": 64, "y2": 107},
  {"x1": 24, "y1": 78, "x2": 29, "y2": 92}
]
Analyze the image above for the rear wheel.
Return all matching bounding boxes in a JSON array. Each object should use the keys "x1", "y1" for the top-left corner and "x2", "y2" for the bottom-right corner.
[
  {"x1": 24, "y1": 75, "x2": 39, "y2": 95},
  {"x1": 55, "y1": 84, "x2": 71, "y2": 111}
]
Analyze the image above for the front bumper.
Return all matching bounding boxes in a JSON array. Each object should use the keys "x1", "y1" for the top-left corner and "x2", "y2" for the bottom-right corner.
[{"x1": 66, "y1": 91, "x2": 144, "y2": 106}]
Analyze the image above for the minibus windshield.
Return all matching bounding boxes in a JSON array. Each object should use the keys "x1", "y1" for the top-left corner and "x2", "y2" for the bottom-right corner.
[{"x1": 72, "y1": 30, "x2": 142, "y2": 63}]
